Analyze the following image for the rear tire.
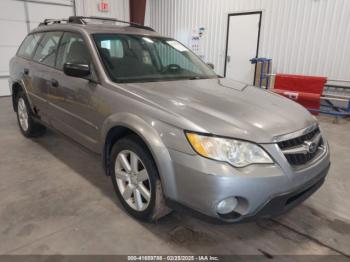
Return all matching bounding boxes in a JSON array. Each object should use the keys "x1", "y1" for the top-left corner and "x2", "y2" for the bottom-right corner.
[
  {"x1": 16, "y1": 91, "x2": 46, "y2": 137},
  {"x1": 110, "y1": 135, "x2": 171, "y2": 222}
]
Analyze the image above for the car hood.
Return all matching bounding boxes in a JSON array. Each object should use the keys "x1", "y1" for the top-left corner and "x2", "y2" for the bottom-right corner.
[{"x1": 121, "y1": 78, "x2": 316, "y2": 143}]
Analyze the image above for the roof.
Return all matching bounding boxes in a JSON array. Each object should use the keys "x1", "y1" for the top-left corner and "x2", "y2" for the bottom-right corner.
[
  {"x1": 31, "y1": 16, "x2": 161, "y2": 37},
  {"x1": 32, "y1": 23, "x2": 161, "y2": 37}
]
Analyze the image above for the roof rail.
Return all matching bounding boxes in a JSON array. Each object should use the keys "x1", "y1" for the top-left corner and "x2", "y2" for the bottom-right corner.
[
  {"x1": 39, "y1": 19, "x2": 67, "y2": 26},
  {"x1": 67, "y1": 16, "x2": 155, "y2": 32}
]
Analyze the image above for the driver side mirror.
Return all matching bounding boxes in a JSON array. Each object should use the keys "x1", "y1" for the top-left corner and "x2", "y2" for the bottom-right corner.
[
  {"x1": 63, "y1": 62, "x2": 91, "y2": 78},
  {"x1": 207, "y1": 63, "x2": 215, "y2": 70}
]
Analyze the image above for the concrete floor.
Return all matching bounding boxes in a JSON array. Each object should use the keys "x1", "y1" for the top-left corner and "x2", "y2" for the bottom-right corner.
[{"x1": 0, "y1": 97, "x2": 350, "y2": 257}]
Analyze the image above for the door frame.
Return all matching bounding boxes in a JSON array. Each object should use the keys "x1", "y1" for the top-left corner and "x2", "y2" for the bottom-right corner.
[{"x1": 223, "y1": 11, "x2": 262, "y2": 80}]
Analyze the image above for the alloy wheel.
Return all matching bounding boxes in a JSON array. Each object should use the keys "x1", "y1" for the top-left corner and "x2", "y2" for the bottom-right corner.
[
  {"x1": 115, "y1": 150, "x2": 151, "y2": 211},
  {"x1": 17, "y1": 98, "x2": 29, "y2": 131}
]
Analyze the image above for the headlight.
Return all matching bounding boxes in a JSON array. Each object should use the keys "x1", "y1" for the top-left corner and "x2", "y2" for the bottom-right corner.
[{"x1": 186, "y1": 132, "x2": 273, "y2": 167}]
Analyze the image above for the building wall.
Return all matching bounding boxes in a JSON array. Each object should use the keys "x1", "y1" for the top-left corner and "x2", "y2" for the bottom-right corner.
[
  {"x1": 145, "y1": 0, "x2": 350, "y2": 80},
  {"x1": 75, "y1": 0, "x2": 129, "y2": 21},
  {"x1": 0, "y1": 0, "x2": 75, "y2": 96}
]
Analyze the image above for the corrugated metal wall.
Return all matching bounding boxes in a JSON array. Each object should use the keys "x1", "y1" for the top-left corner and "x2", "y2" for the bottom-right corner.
[
  {"x1": 75, "y1": 0, "x2": 129, "y2": 21},
  {"x1": 145, "y1": 0, "x2": 350, "y2": 80}
]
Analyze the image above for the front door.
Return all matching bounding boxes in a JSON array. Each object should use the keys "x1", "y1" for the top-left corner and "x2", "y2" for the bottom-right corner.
[
  {"x1": 47, "y1": 32, "x2": 100, "y2": 152},
  {"x1": 224, "y1": 12, "x2": 262, "y2": 84}
]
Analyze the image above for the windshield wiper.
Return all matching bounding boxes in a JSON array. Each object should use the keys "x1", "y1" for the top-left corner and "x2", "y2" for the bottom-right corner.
[
  {"x1": 188, "y1": 76, "x2": 217, "y2": 80},
  {"x1": 189, "y1": 76, "x2": 202, "y2": 80}
]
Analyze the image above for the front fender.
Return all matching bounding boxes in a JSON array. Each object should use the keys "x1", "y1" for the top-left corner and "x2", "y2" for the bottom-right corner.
[{"x1": 101, "y1": 112, "x2": 178, "y2": 199}]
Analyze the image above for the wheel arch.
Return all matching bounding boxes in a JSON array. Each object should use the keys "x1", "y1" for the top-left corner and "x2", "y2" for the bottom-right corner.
[
  {"x1": 101, "y1": 113, "x2": 176, "y2": 199},
  {"x1": 11, "y1": 80, "x2": 32, "y2": 112}
]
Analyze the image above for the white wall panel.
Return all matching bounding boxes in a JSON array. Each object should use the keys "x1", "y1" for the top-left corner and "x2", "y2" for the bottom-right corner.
[
  {"x1": 146, "y1": 0, "x2": 350, "y2": 80},
  {"x1": 75, "y1": 0, "x2": 129, "y2": 21},
  {"x1": 0, "y1": 79, "x2": 10, "y2": 96},
  {"x1": 0, "y1": 0, "x2": 26, "y2": 20},
  {"x1": 0, "y1": 46, "x2": 18, "y2": 73},
  {"x1": 27, "y1": 2, "x2": 74, "y2": 23},
  {"x1": 0, "y1": 22, "x2": 27, "y2": 46},
  {"x1": 0, "y1": 0, "x2": 75, "y2": 96}
]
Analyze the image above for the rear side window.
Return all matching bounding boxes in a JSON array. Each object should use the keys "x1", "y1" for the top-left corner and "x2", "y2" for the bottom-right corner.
[
  {"x1": 17, "y1": 33, "x2": 43, "y2": 59},
  {"x1": 33, "y1": 31, "x2": 62, "y2": 67}
]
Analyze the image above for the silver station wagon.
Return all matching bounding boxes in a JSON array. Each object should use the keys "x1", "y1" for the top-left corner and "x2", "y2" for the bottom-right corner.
[{"x1": 9, "y1": 16, "x2": 330, "y2": 223}]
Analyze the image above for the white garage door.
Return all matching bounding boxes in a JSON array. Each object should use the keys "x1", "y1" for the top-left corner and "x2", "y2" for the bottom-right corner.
[{"x1": 0, "y1": 0, "x2": 75, "y2": 96}]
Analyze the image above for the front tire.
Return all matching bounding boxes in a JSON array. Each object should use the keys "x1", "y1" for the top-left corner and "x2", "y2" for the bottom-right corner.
[
  {"x1": 16, "y1": 91, "x2": 45, "y2": 137},
  {"x1": 110, "y1": 135, "x2": 171, "y2": 222}
]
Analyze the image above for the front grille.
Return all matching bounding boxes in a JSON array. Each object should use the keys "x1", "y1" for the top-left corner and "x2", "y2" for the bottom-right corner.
[
  {"x1": 278, "y1": 127, "x2": 324, "y2": 166},
  {"x1": 278, "y1": 127, "x2": 320, "y2": 149}
]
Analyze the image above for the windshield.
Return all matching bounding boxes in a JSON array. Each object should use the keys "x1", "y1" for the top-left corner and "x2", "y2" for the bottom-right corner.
[{"x1": 93, "y1": 34, "x2": 217, "y2": 83}]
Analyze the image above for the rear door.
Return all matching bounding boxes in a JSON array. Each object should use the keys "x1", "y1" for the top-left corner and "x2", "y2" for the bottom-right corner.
[
  {"x1": 11, "y1": 33, "x2": 46, "y2": 117},
  {"x1": 31, "y1": 31, "x2": 63, "y2": 123}
]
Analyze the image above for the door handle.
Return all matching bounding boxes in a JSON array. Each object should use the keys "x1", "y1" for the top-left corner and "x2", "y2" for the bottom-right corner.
[
  {"x1": 51, "y1": 79, "x2": 59, "y2": 87},
  {"x1": 226, "y1": 56, "x2": 231, "y2": 63},
  {"x1": 23, "y1": 68, "x2": 29, "y2": 75}
]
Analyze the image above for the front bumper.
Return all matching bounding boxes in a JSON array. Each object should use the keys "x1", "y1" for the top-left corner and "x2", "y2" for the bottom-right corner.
[
  {"x1": 166, "y1": 139, "x2": 330, "y2": 223},
  {"x1": 242, "y1": 163, "x2": 329, "y2": 222}
]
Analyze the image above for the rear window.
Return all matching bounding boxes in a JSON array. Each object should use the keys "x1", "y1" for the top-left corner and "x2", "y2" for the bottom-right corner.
[{"x1": 17, "y1": 33, "x2": 43, "y2": 59}]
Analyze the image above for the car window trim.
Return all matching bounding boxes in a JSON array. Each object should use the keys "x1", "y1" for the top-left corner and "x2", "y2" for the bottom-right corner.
[
  {"x1": 54, "y1": 31, "x2": 66, "y2": 69},
  {"x1": 19, "y1": 29, "x2": 100, "y2": 84}
]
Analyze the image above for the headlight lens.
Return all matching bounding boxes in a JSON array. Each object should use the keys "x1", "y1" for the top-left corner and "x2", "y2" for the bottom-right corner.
[{"x1": 186, "y1": 132, "x2": 273, "y2": 167}]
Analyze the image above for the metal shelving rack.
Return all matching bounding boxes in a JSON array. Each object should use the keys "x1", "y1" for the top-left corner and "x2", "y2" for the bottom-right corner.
[{"x1": 264, "y1": 73, "x2": 350, "y2": 118}]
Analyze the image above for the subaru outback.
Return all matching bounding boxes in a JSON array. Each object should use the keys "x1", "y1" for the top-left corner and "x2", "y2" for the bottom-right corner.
[{"x1": 9, "y1": 16, "x2": 330, "y2": 223}]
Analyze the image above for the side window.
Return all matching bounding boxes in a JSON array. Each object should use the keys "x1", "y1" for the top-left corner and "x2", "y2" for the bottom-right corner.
[
  {"x1": 56, "y1": 32, "x2": 91, "y2": 70},
  {"x1": 17, "y1": 33, "x2": 43, "y2": 59},
  {"x1": 33, "y1": 31, "x2": 62, "y2": 67}
]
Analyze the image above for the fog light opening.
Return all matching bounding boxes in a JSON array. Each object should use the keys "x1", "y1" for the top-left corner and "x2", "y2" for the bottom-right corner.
[{"x1": 216, "y1": 197, "x2": 238, "y2": 215}]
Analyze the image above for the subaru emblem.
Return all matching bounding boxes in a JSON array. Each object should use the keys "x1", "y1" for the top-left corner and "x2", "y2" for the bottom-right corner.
[{"x1": 304, "y1": 141, "x2": 317, "y2": 154}]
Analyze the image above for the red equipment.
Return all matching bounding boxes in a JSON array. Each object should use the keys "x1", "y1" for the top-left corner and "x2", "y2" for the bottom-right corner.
[{"x1": 273, "y1": 74, "x2": 327, "y2": 114}]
